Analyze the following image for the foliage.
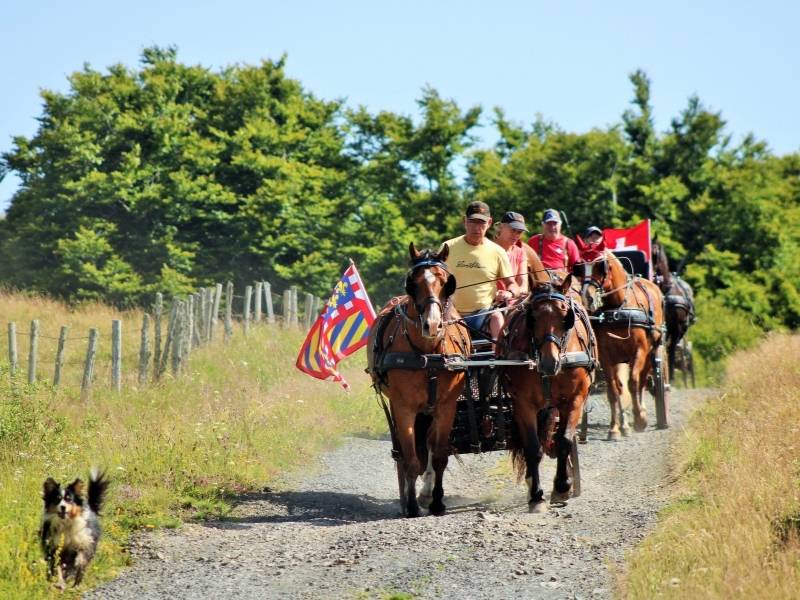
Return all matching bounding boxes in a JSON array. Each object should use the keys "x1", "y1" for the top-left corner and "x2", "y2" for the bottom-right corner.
[{"x1": 2, "y1": 49, "x2": 799, "y2": 349}]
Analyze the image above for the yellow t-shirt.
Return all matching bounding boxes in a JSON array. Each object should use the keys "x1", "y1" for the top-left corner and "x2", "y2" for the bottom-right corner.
[{"x1": 442, "y1": 236, "x2": 513, "y2": 314}]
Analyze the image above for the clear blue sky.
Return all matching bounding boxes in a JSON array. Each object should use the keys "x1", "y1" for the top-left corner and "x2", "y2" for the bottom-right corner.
[{"x1": 2, "y1": 0, "x2": 798, "y2": 210}]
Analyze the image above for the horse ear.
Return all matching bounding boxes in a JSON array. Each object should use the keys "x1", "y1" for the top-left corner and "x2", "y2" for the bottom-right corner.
[
  {"x1": 444, "y1": 274, "x2": 456, "y2": 297},
  {"x1": 438, "y1": 243, "x2": 450, "y2": 263},
  {"x1": 405, "y1": 273, "x2": 415, "y2": 297},
  {"x1": 598, "y1": 260, "x2": 608, "y2": 277},
  {"x1": 564, "y1": 306, "x2": 575, "y2": 330},
  {"x1": 560, "y1": 274, "x2": 573, "y2": 294},
  {"x1": 409, "y1": 242, "x2": 419, "y2": 261}
]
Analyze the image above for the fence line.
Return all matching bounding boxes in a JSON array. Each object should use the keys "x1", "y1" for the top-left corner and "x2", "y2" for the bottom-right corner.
[{"x1": 4, "y1": 279, "x2": 325, "y2": 395}]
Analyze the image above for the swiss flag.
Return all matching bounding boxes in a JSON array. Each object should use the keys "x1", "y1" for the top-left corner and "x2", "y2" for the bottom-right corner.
[{"x1": 602, "y1": 220, "x2": 652, "y2": 263}]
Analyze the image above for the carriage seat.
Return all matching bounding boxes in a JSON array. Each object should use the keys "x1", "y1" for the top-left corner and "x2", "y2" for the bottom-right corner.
[{"x1": 612, "y1": 249, "x2": 650, "y2": 280}]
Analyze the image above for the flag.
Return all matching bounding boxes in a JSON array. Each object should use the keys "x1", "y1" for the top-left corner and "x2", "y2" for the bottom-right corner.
[
  {"x1": 295, "y1": 262, "x2": 376, "y2": 390},
  {"x1": 602, "y1": 219, "x2": 652, "y2": 263}
]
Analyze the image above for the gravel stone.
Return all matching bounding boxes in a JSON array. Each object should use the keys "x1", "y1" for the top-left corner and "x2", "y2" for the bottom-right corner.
[{"x1": 88, "y1": 389, "x2": 707, "y2": 599}]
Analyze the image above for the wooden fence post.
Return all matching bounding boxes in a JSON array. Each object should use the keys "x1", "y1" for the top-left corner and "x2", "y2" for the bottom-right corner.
[
  {"x1": 304, "y1": 293, "x2": 314, "y2": 330},
  {"x1": 243, "y1": 285, "x2": 253, "y2": 336},
  {"x1": 199, "y1": 290, "x2": 208, "y2": 344},
  {"x1": 111, "y1": 320, "x2": 122, "y2": 392},
  {"x1": 290, "y1": 286, "x2": 299, "y2": 328},
  {"x1": 192, "y1": 292, "x2": 202, "y2": 347},
  {"x1": 138, "y1": 314, "x2": 150, "y2": 385},
  {"x1": 186, "y1": 295, "x2": 195, "y2": 351},
  {"x1": 211, "y1": 283, "x2": 222, "y2": 340},
  {"x1": 53, "y1": 326, "x2": 69, "y2": 387},
  {"x1": 159, "y1": 300, "x2": 179, "y2": 378},
  {"x1": 204, "y1": 287, "x2": 214, "y2": 341},
  {"x1": 263, "y1": 282, "x2": 275, "y2": 324},
  {"x1": 81, "y1": 328, "x2": 98, "y2": 399},
  {"x1": 8, "y1": 322, "x2": 17, "y2": 378},
  {"x1": 224, "y1": 282, "x2": 234, "y2": 342},
  {"x1": 282, "y1": 290, "x2": 291, "y2": 327},
  {"x1": 254, "y1": 281, "x2": 263, "y2": 323},
  {"x1": 28, "y1": 320, "x2": 39, "y2": 384},
  {"x1": 153, "y1": 293, "x2": 163, "y2": 377},
  {"x1": 171, "y1": 301, "x2": 185, "y2": 377}
]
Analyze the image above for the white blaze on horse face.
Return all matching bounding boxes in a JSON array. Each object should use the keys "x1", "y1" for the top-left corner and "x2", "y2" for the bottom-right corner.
[{"x1": 422, "y1": 269, "x2": 442, "y2": 337}]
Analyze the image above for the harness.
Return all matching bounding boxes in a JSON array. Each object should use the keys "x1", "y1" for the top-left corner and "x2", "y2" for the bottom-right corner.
[{"x1": 536, "y1": 235, "x2": 569, "y2": 270}]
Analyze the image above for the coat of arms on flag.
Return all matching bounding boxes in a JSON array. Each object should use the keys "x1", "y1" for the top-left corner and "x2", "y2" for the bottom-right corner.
[
  {"x1": 295, "y1": 262, "x2": 376, "y2": 390},
  {"x1": 602, "y1": 219, "x2": 652, "y2": 263}
]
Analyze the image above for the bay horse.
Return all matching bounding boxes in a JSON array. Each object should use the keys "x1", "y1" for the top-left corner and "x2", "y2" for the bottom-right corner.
[
  {"x1": 367, "y1": 243, "x2": 470, "y2": 517},
  {"x1": 652, "y1": 239, "x2": 696, "y2": 384},
  {"x1": 573, "y1": 246, "x2": 666, "y2": 439},
  {"x1": 498, "y1": 246, "x2": 597, "y2": 512}
]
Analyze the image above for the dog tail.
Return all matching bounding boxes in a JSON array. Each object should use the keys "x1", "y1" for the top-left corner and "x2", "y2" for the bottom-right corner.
[{"x1": 89, "y1": 468, "x2": 109, "y2": 515}]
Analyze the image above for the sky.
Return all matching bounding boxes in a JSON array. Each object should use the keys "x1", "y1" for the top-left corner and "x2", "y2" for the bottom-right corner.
[{"x1": 1, "y1": 0, "x2": 798, "y2": 210}]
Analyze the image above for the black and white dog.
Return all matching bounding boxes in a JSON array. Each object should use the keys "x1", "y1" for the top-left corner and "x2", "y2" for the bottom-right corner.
[{"x1": 40, "y1": 469, "x2": 109, "y2": 588}]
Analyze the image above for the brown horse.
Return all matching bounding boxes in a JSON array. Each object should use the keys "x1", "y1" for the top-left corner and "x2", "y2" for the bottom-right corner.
[
  {"x1": 574, "y1": 250, "x2": 666, "y2": 439},
  {"x1": 367, "y1": 243, "x2": 470, "y2": 517},
  {"x1": 652, "y1": 239, "x2": 696, "y2": 384},
  {"x1": 499, "y1": 247, "x2": 596, "y2": 512}
]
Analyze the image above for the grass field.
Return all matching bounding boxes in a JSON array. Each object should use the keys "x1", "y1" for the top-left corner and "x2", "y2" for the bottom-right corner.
[
  {"x1": 621, "y1": 333, "x2": 800, "y2": 598},
  {"x1": 0, "y1": 291, "x2": 386, "y2": 598}
]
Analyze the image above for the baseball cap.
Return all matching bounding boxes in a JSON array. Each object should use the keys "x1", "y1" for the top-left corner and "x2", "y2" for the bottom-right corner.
[
  {"x1": 583, "y1": 226, "x2": 602, "y2": 238},
  {"x1": 541, "y1": 208, "x2": 562, "y2": 224},
  {"x1": 465, "y1": 201, "x2": 491, "y2": 222},
  {"x1": 501, "y1": 211, "x2": 528, "y2": 232}
]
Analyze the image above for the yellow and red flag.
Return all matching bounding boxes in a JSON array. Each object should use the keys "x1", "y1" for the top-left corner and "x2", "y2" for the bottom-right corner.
[{"x1": 295, "y1": 263, "x2": 376, "y2": 390}]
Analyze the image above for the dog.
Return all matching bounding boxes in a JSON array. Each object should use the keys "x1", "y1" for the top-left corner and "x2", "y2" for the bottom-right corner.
[{"x1": 40, "y1": 468, "x2": 109, "y2": 589}]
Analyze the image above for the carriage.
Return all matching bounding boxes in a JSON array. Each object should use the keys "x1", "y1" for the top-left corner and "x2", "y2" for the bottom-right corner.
[{"x1": 370, "y1": 244, "x2": 595, "y2": 516}]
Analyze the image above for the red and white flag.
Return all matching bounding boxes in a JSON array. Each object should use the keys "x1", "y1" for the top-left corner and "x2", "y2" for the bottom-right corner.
[{"x1": 602, "y1": 219, "x2": 652, "y2": 263}]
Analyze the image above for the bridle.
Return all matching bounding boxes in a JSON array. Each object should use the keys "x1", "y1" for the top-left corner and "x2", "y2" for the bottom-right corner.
[
  {"x1": 404, "y1": 257, "x2": 455, "y2": 336},
  {"x1": 526, "y1": 287, "x2": 575, "y2": 356}
]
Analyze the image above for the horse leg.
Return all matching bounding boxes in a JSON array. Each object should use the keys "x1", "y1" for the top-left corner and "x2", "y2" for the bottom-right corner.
[
  {"x1": 394, "y1": 410, "x2": 422, "y2": 517},
  {"x1": 428, "y1": 399, "x2": 457, "y2": 516},
  {"x1": 515, "y1": 401, "x2": 546, "y2": 512},
  {"x1": 605, "y1": 363, "x2": 624, "y2": 440},
  {"x1": 551, "y1": 410, "x2": 574, "y2": 503},
  {"x1": 630, "y1": 352, "x2": 649, "y2": 432}
]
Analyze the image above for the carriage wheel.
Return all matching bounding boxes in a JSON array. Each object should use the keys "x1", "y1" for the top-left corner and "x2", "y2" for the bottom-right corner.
[
  {"x1": 654, "y1": 346, "x2": 669, "y2": 429},
  {"x1": 569, "y1": 437, "x2": 582, "y2": 497},
  {"x1": 578, "y1": 406, "x2": 588, "y2": 444}
]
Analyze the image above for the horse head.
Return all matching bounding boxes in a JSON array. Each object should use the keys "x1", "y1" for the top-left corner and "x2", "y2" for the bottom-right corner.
[
  {"x1": 405, "y1": 242, "x2": 456, "y2": 340},
  {"x1": 651, "y1": 238, "x2": 672, "y2": 294},
  {"x1": 572, "y1": 251, "x2": 627, "y2": 313},
  {"x1": 526, "y1": 278, "x2": 576, "y2": 377}
]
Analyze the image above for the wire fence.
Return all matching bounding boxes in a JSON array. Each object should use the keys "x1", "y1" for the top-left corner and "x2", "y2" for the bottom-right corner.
[{"x1": 4, "y1": 281, "x2": 325, "y2": 398}]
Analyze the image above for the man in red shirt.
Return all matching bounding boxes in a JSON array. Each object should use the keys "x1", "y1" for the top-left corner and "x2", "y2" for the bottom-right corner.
[{"x1": 527, "y1": 208, "x2": 580, "y2": 279}]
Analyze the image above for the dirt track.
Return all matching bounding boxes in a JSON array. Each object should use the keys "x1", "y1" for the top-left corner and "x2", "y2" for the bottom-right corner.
[{"x1": 89, "y1": 388, "x2": 707, "y2": 599}]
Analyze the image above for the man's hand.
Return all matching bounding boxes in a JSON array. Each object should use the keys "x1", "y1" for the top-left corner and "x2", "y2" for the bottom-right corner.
[{"x1": 495, "y1": 289, "x2": 514, "y2": 303}]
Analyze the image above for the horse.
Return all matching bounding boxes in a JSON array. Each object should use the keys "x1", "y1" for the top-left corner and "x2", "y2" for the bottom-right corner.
[
  {"x1": 367, "y1": 242, "x2": 470, "y2": 517},
  {"x1": 498, "y1": 247, "x2": 597, "y2": 512},
  {"x1": 572, "y1": 246, "x2": 666, "y2": 439},
  {"x1": 652, "y1": 239, "x2": 696, "y2": 385}
]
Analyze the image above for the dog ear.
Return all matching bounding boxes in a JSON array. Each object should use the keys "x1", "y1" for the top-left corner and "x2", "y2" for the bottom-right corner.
[
  {"x1": 405, "y1": 273, "x2": 415, "y2": 297},
  {"x1": 43, "y1": 478, "x2": 59, "y2": 499},
  {"x1": 564, "y1": 306, "x2": 575, "y2": 330},
  {"x1": 444, "y1": 274, "x2": 456, "y2": 297},
  {"x1": 69, "y1": 478, "x2": 85, "y2": 498}
]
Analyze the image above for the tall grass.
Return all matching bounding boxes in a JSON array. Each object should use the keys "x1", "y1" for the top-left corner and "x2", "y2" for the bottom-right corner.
[
  {"x1": 622, "y1": 333, "x2": 800, "y2": 598},
  {"x1": 0, "y1": 291, "x2": 385, "y2": 598}
]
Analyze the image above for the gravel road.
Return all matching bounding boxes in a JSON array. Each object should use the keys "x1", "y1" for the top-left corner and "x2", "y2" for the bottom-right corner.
[{"x1": 89, "y1": 388, "x2": 707, "y2": 599}]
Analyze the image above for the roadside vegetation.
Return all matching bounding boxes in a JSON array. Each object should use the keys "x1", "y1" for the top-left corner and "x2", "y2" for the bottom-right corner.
[
  {"x1": 0, "y1": 290, "x2": 385, "y2": 599},
  {"x1": 622, "y1": 333, "x2": 800, "y2": 598}
]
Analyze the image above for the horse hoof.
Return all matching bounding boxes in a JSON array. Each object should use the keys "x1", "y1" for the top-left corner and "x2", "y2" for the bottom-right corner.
[
  {"x1": 429, "y1": 501, "x2": 446, "y2": 516},
  {"x1": 417, "y1": 493, "x2": 432, "y2": 509},
  {"x1": 404, "y1": 504, "x2": 421, "y2": 518},
  {"x1": 621, "y1": 425, "x2": 632, "y2": 437},
  {"x1": 634, "y1": 417, "x2": 648, "y2": 432},
  {"x1": 607, "y1": 430, "x2": 621, "y2": 441},
  {"x1": 550, "y1": 490, "x2": 570, "y2": 504},
  {"x1": 578, "y1": 435, "x2": 588, "y2": 445},
  {"x1": 529, "y1": 501, "x2": 548, "y2": 514}
]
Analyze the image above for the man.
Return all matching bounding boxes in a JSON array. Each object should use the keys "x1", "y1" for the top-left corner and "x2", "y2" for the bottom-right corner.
[
  {"x1": 527, "y1": 208, "x2": 580, "y2": 279},
  {"x1": 494, "y1": 211, "x2": 529, "y2": 300},
  {"x1": 577, "y1": 225, "x2": 605, "y2": 261},
  {"x1": 582, "y1": 225, "x2": 603, "y2": 245},
  {"x1": 443, "y1": 201, "x2": 520, "y2": 340}
]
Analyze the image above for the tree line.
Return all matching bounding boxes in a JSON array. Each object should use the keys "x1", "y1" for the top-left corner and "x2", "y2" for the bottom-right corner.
[{"x1": 1, "y1": 46, "x2": 798, "y2": 344}]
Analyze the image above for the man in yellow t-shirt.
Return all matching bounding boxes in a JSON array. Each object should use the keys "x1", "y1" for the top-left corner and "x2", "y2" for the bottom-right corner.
[{"x1": 442, "y1": 201, "x2": 519, "y2": 341}]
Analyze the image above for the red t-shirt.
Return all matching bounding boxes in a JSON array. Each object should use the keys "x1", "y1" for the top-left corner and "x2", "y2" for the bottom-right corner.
[{"x1": 527, "y1": 234, "x2": 581, "y2": 271}]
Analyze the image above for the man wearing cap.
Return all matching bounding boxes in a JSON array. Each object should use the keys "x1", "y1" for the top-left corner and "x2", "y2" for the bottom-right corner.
[
  {"x1": 494, "y1": 211, "x2": 529, "y2": 300},
  {"x1": 527, "y1": 208, "x2": 581, "y2": 279},
  {"x1": 442, "y1": 201, "x2": 519, "y2": 341},
  {"x1": 576, "y1": 225, "x2": 605, "y2": 262}
]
